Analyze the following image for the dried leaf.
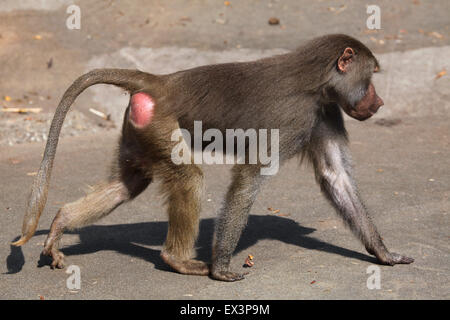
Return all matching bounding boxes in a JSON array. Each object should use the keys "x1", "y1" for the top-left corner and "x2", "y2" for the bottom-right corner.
[
  {"x1": 179, "y1": 16, "x2": 192, "y2": 22},
  {"x1": 243, "y1": 254, "x2": 254, "y2": 267},
  {"x1": 268, "y1": 207, "x2": 282, "y2": 214},
  {"x1": 89, "y1": 108, "x2": 109, "y2": 120},
  {"x1": 327, "y1": 5, "x2": 346, "y2": 14},
  {"x1": 34, "y1": 35, "x2": 42, "y2": 40},
  {"x1": 335, "y1": 5, "x2": 347, "y2": 14},
  {"x1": 268, "y1": 17, "x2": 280, "y2": 25},
  {"x1": 8, "y1": 158, "x2": 21, "y2": 164},
  {"x1": 1, "y1": 107, "x2": 42, "y2": 114},
  {"x1": 435, "y1": 69, "x2": 447, "y2": 79},
  {"x1": 429, "y1": 31, "x2": 443, "y2": 39},
  {"x1": 215, "y1": 18, "x2": 227, "y2": 25},
  {"x1": 224, "y1": 1, "x2": 231, "y2": 6}
]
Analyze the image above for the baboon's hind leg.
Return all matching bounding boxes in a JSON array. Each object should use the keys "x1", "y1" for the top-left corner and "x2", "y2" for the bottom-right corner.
[
  {"x1": 42, "y1": 136, "x2": 152, "y2": 269},
  {"x1": 43, "y1": 170, "x2": 150, "y2": 268},
  {"x1": 159, "y1": 161, "x2": 209, "y2": 276},
  {"x1": 42, "y1": 178, "x2": 145, "y2": 268}
]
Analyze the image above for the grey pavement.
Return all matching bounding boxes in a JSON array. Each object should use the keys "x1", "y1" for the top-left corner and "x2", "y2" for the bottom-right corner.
[
  {"x1": 1, "y1": 116, "x2": 449, "y2": 299},
  {"x1": 0, "y1": 0, "x2": 449, "y2": 300}
]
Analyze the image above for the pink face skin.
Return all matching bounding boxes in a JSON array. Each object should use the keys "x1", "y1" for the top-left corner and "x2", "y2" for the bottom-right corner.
[
  {"x1": 129, "y1": 92, "x2": 155, "y2": 128},
  {"x1": 342, "y1": 83, "x2": 384, "y2": 121}
]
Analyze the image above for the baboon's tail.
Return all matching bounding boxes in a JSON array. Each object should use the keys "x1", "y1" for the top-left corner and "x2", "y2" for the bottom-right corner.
[{"x1": 12, "y1": 68, "x2": 152, "y2": 246}]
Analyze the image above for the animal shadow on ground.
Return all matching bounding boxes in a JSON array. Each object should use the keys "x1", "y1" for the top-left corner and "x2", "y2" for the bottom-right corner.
[{"x1": 6, "y1": 214, "x2": 377, "y2": 274}]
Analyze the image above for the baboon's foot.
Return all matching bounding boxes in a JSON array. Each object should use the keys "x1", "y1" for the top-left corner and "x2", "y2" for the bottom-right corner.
[
  {"x1": 210, "y1": 269, "x2": 248, "y2": 282},
  {"x1": 376, "y1": 252, "x2": 414, "y2": 266},
  {"x1": 161, "y1": 251, "x2": 209, "y2": 276},
  {"x1": 42, "y1": 246, "x2": 65, "y2": 269}
]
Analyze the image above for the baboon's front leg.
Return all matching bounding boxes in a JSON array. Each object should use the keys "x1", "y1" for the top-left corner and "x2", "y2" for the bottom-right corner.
[
  {"x1": 309, "y1": 139, "x2": 414, "y2": 265},
  {"x1": 211, "y1": 165, "x2": 266, "y2": 281}
]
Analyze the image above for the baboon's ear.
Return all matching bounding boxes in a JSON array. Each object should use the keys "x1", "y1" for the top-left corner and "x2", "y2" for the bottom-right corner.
[{"x1": 337, "y1": 47, "x2": 355, "y2": 73}]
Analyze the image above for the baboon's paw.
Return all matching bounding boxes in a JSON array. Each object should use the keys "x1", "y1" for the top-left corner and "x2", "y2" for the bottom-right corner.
[
  {"x1": 377, "y1": 252, "x2": 414, "y2": 266},
  {"x1": 210, "y1": 270, "x2": 248, "y2": 282},
  {"x1": 161, "y1": 251, "x2": 209, "y2": 276},
  {"x1": 42, "y1": 247, "x2": 65, "y2": 269}
]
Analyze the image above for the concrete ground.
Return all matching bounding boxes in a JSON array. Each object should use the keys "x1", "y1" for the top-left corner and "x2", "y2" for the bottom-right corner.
[{"x1": 0, "y1": 0, "x2": 449, "y2": 299}]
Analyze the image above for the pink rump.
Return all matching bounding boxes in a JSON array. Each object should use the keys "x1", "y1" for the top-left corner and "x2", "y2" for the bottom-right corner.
[{"x1": 129, "y1": 92, "x2": 155, "y2": 128}]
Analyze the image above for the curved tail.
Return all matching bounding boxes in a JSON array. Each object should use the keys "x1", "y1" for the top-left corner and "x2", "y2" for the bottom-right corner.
[{"x1": 12, "y1": 68, "x2": 152, "y2": 246}]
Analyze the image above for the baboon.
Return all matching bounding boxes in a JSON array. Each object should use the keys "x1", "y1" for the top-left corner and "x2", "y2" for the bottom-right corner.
[{"x1": 13, "y1": 34, "x2": 413, "y2": 281}]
